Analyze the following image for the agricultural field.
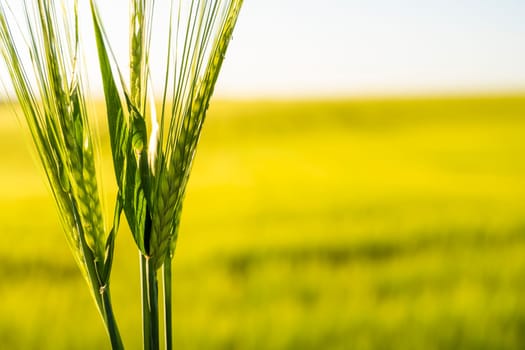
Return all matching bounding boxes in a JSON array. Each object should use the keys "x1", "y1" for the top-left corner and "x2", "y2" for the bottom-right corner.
[{"x1": 0, "y1": 96, "x2": 525, "y2": 349}]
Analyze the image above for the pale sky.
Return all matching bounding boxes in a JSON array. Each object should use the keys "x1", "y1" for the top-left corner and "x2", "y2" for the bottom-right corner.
[
  {"x1": 216, "y1": 0, "x2": 525, "y2": 97},
  {"x1": 2, "y1": 0, "x2": 525, "y2": 98}
]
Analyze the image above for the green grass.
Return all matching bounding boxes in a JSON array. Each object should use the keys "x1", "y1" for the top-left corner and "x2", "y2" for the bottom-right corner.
[{"x1": 1, "y1": 96, "x2": 525, "y2": 349}]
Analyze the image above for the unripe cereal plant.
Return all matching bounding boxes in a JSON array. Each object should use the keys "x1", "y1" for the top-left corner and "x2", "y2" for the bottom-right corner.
[
  {"x1": 0, "y1": 0, "x2": 243, "y2": 349},
  {"x1": 0, "y1": 0, "x2": 123, "y2": 348}
]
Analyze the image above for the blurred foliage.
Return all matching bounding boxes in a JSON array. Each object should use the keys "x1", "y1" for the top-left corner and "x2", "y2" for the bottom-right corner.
[{"x1": 0, "y1": 96, "x2": 525, "y2": 349}]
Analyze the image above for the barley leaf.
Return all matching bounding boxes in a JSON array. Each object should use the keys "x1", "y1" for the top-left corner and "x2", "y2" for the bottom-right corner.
[{"x1": 90, "y1": 0, "x2": 150, "y2": 254}]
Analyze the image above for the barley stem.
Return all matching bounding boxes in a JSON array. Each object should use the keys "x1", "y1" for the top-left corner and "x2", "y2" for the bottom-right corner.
[
  {"x1": 100, "y1": 285, "x2": 125, "y2": 350},
  {"x1": 140, "y1": 254, "x2": 160, "y2": 350},
  {"x1": 163, "y1": 256, "x2": 173, "y2": 350}
]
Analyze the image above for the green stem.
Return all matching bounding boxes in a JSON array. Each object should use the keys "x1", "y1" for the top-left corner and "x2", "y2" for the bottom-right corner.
[
  {"x1": 163, "y1": 257, "x2": 173, "y2": 350},
  {"x1": 141, "y1": 254, "x2": 160, "y2": 350},
  {"x1": 140, "y1": 254, "x2": 151, "y2": 350},
  {"x1": 70, "y1": 195, "x2": 123, "y2": 349},
  {"x1": 149, "y1": 260, "x2": 160, "y2": 350},
  {"x1": 100, "y1": 285, "x2": 125, "y2": 350}
]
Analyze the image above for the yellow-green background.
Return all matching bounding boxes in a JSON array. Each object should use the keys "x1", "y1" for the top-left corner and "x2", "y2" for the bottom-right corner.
[{"x1": 1, "y1": 96, "x2": 524, "y2": 349}]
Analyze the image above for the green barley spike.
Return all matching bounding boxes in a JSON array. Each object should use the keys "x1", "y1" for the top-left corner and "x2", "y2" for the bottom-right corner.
[{"x1": 0, "y1": 1, "x2": 123, "y2": 348}]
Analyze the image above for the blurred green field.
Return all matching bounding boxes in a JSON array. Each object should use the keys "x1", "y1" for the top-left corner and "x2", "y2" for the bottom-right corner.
[{"x1": 1, "y1": 96, "x2": 525, "y2": 349}]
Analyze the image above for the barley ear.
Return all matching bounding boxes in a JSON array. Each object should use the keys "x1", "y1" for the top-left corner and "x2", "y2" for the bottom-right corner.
[
  {"x1": 150, "y1": 0, "x2": 244, "y2": 269},
  {"x1": 0, "y1": 1, "x2": 123, "y2": 347}
]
